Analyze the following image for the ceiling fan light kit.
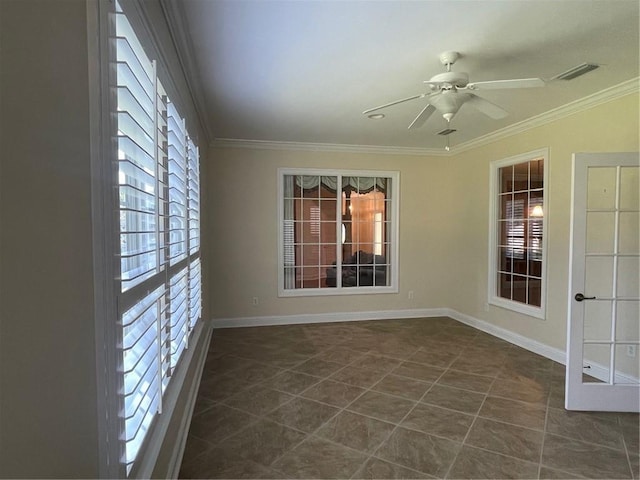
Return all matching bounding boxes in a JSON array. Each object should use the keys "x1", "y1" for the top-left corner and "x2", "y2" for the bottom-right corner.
[{"x1": 362, "y1": 50, "x2": 547, "y2": 141}]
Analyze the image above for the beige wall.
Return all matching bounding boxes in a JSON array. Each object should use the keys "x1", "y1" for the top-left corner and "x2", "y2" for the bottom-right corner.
[
  {"x1": 207, "y1": 147, "x2": 455, "y2": 318},
  {"x1": 447, "y1": 93, "x2": 639, "y2": 350},
  {"x1": 0, "y1": 0, "x2": 99, "y2": 476},
  {"x1": 208, "y1": 92, "x2": 639, "y2": 354}
]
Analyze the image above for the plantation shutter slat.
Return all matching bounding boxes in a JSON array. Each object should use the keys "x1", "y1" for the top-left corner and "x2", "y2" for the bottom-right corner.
[
  {"x1": 189, "y1": 258, "x2": 202, "y2": 329},
  {"x1": 187, "y1": 137, "x2": 200, "y2": 254},
  {"x1": 169, "y1": 267, "x2": 189, "y2": 369}
]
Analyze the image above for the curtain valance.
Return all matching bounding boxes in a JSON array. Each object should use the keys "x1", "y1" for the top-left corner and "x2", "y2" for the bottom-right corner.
[{"x1": 295, "y1": 175, "x2": 386, "y2": 194}]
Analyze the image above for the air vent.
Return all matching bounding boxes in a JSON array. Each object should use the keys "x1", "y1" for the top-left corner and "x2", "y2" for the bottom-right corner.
[
  {"x1": 554, "y1": 63, "x2": 599, "y2": 81},
  {"x1": 437, "y1": 128, "x2": 457, "y2": 136}
]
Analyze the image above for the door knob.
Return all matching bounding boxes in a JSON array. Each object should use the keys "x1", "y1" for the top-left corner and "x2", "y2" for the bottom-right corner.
[{"x1": 575, "y1": 293, "x2": 596, "y2": 302}]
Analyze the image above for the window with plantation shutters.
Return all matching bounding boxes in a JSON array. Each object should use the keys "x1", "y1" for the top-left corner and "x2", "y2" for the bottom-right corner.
[{"x1": 114, "y1": 1, "x2": 202, "y2": 475}]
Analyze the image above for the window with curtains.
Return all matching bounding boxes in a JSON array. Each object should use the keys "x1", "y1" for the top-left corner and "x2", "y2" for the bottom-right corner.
[
  {"x1": 278, "y1": 169, "x2": 399, "y2": 296},
  {"x1": 489, "y1": 149, "x2": 547, "y2": 318},
  {"x1": 114, "y1": 2, "x2": 201, "y2": 475}
]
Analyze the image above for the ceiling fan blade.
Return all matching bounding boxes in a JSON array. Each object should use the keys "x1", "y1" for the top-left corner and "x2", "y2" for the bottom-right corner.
[
  {"x1": 362, "y1": 94, "x2": 425, "y2": 114},
  {"x1": 408, "y1": 104, "x2": 436, "y2": 130},
  {"x1": 466, "y1": 93, "x2": 509, "y2": 119},
  {"x1": 466, "y1": 78, "x2": 545, "y2": 90}
]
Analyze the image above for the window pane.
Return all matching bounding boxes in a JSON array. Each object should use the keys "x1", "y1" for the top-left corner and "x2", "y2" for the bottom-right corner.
[
  {"x1": 528, "y1": 278, "x2": 542, "y2": 307},
  {"x1": 500, "y1": 165, "x2": 514, "y2": 193},
  {"x1": 512, "y1": 275, "x2": 527, "y2": 303},
  {"x1": 499, "y1": 194, "x2": 512, "y2": 220},
  {"x1": 499, "y1": 273, "x2": 512, "y2": 300},
  {"x1": 513, "y1": 162, "x2": 529, "y2": 191},
  {"x1": 498, "y1": 247, "x2": 511, "y2": 273},
  {"x1": 530, "y1": 159, "x2": 544, "y2": 189}
]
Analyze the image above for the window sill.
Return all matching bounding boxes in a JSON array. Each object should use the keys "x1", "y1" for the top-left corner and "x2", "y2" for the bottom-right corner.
[{"x1": 488, "y1": 296, "x2": 546, "y2": 320}]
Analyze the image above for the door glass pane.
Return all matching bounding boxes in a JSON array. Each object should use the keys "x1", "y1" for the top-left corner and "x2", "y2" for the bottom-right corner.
[
  {"x1": 616, "y1": 300, "x2": 640, "y2": 342},
  {"x1": 618, "y1": 212, "x2": 639, "y2": 254},
  {"x1": 586, "y1": 212, "x2": 615, "y2": 253},
  {"x1": 616, "y1": 256, "x2": 639, "y2": 298},
  {"x1": 584, "y1": 300, "x2": 612, "y2": 341},
  {"x1": 613, "y1": 345, "x2": 640, "y2": 384},
  {"x1": 587, "y1": 167, "x2": 617, "y2": 210},
  {"x1": 582, "y1": 343, "x2": 610, "y2": 384},
  {"x1": 619, "y1": 166, "x2": 639, "y2": 211},
  {"x1": 585, "y1": 256, "x2": 614, "y2": 297}
]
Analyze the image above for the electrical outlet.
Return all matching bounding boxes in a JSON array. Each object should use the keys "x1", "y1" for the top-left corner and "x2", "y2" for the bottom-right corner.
[
  {"x1": 627, "y1": 345, "x2": 637, "y2": 358},
  {"x1": 408, "y1": 290, "x2": 414, "y2": 300},
  {"x1": 252, "y1": 297, "x2": 259, "y2": 306}
]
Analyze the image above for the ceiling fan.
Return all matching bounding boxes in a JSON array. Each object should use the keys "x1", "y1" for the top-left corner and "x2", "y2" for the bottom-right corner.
[{"x1": 363, "y1": 51, "x2": 545, "y2": 129}]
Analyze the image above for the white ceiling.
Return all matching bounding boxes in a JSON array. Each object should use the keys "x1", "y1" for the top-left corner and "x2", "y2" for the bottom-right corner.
[{"x1": 178, "y1": 0, "x2": 639, "y2": 151}]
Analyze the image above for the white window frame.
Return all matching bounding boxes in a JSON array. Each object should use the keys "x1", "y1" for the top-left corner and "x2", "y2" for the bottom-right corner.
[
  {"x1": 278, "y1": 168, "x2": 399, "y2": 297},
  {"x1": 488, "y1": 148, "x2": 548, "y2": 319}
]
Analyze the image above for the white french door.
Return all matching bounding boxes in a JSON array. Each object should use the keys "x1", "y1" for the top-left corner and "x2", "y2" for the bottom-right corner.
[{"x1": 566, "y1": 152, "x2": 639, "y2": 411}]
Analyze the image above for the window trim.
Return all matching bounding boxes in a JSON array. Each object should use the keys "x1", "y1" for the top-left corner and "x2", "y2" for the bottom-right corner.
[
  {"x1": 488, "y1": 148, "x2": 549, "y2": 319},
  {"x1": 277, "y1": 168, "x2": 400, "y2": 297}
]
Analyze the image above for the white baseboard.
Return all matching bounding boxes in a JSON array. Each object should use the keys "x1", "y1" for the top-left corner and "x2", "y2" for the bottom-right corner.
[
  {"x1": 442, "y1": 308, "x2": 567, "y2": 365},
  {"x1": 212, "y1": 308, "x2": 450, "y2": 329}
]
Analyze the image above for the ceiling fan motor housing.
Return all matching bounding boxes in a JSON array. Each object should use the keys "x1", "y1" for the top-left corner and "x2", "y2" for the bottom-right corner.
[{"x1": 428, "y1": 71, "x2": 469, "y2": 89}]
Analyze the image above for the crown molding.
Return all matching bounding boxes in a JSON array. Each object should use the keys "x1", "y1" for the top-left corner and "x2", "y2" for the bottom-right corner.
[
  {"x1": 159, "y1": 0, "x2": 215, "y2": 144},
  {"x1": 453, "y1": 77, "x2": 639, "y2": 154},
  {"x1": 211, "y1": 138, "x2": 448, "y2": 156},
  {"x1": 211, "y1": 78, "x2": 638, "y2": 157}
]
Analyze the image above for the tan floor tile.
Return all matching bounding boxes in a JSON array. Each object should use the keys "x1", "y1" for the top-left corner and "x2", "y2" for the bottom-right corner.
[
  {"x1": 421, "y1": 384, "x2": 486, "y2": 415},
  {"x1": 465, "y1": 417, "x2": 544, "y2": 463},
  {"x1": 479, "y1": 395, "x2": 546, "y2": 430},
  {"x1": 353, "y1": 457, "x2": 434, "y2": 479},
  {"x1": 300, "y1": 378, "x2": 365, "y2": 407},
  {"x1": 372, "y1": 374, "x2": 432, "y2": 401},
  {"x1": 272, "y1": 436, "x2": 367, "y2": 479},
  {"x1": 267, "y1": 397, "x2": 340, "y2": 433},
  {"x1": 542, "y1": 433, "x2": 632, "y2": 479},
  {"x1": 315, "y1": 410, "x2": 395, "y2": 453},
  {"x1": 448, "y1": 445, "x2": 539, "y2": 479},
  {"x1": 347, "y1": 390, "x2": 416, "y2": 423},
  {"x1": 401, "y1": 402, "x2": 474, "y2": 442},
  {"x1": 375, "y1": 426, "x2": 461, "y2": 477}
]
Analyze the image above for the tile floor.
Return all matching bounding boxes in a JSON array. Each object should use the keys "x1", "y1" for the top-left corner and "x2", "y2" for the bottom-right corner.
[{"x1": 179, "y1": 317, "x2": 639, "y2": 479}]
